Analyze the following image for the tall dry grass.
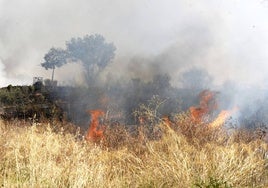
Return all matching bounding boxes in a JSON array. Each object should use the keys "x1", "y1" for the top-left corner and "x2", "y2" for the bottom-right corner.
[{"x1": 0, "y1": 116, "x2": 267, "y2": 187}]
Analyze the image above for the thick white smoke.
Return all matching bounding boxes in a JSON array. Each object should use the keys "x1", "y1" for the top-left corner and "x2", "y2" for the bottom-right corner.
[{"x1": 0, "y1": 0, "x2": 268, "y2": 87}]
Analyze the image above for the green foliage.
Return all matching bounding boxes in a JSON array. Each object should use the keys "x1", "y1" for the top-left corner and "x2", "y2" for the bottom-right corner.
[
  {"x1": 0, "y1": 85, "x2": 63, "y2": 120},
  {"x1": 193, "y1": 177, "x2": 232, "y2": 188},
  {"x1": 0, "y1": 86, "x2": 31, "y2": 105}
]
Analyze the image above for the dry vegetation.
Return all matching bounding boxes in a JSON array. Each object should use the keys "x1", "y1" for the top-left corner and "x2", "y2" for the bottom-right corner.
[{"x1": 0, "y1": 113, "x2": 267, "y2": 188}]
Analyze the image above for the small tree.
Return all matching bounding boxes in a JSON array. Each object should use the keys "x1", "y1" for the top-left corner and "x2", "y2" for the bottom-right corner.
[
  {"x1": 66, "y1": 34, "x2": 116, "y2": 85},
  {"x1": 41, "y1": 47, "x2": 69, "y2": 82}
]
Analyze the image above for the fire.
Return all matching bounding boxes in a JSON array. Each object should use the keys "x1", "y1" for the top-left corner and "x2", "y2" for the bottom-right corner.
[
  {"x1": 189, "y1": 90, "x2": 218, "y2": 122},
  {"x1": 209, "y1": 107, "x2": 238, "y2": 128},
  {"x1": 189, "y1": 90, "x2": 237, "y2": 128},
  {"x1": 86, "y1": 109, "x2": 105, "y2": 142},
  {"x1": 189, "y1": 106, "x2": 207, "y2": 122},
  {"x1": 209, "y1": 110, "x2": 231, "y2": 128}
]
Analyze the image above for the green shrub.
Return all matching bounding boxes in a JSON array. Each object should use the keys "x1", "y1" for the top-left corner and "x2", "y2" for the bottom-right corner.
[{"x1": 193, "y1": 177, "x2": 232, "y2": 188}]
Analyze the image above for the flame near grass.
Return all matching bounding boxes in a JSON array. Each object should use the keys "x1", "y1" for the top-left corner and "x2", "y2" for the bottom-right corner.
[
  {"x1": 189, "y1": 90, "x2": 218, "y2": 122},
  {"x1": 189, "y1": 90, "x2": 238, "y2": 129},
  {"x1": 210, "y1": 106, "x2": 238, "y2": 128},
  {"x1": 86, "y1": 109, "x2": 105, "y2": 142}
]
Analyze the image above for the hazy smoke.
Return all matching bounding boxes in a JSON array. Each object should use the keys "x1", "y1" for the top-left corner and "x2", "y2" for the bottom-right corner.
[
  {"x1": 1, "y1": 0, "x2": 268, "y2": 87},
  {"x1": 1, "y1": 0, "x2": 268, "y2": 127},
  {"x1": 0, "y1": 58, "x2": 7, "y2": 86}
]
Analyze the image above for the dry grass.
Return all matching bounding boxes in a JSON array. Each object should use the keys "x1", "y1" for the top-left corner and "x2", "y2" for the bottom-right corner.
[{"x1": 0, "y1": 116, "x2": 267, "y2": 188}]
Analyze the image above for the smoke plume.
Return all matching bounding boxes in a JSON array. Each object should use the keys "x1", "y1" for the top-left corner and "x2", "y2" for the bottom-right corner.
[
  {"x1": 1, "y1": 0, "x2": 268, "y2": 128},
  {"x1": 0, "y1": 0, "x2": 268, "y2": 86}
]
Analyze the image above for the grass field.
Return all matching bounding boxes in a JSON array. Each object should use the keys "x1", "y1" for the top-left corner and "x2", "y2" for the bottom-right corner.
[{"x1": 0, "y1": 115, "x2": 267, "y2": 188}]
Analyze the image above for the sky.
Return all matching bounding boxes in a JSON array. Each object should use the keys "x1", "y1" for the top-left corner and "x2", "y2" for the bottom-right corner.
[{"x1": 1, "y1": 0, "x2": 268, "y2": 87}]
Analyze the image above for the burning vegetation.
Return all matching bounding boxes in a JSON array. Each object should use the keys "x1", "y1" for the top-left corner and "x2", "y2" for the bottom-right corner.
[
  {"x1": 189, "y1": 89, "x2": 237, "y2": 129},
  {"x1": 1, "y1": 79, "x2": 268, "y2": 187},
  {"x1": 85, "y1": 109, "x2": 105, "y2": 142},
  {"x1": 0, "y1": 101, "x2": 267, "y2": 187},
  {"x1": 1, "y1": 34, "x2": 268, "y2": 187},
  {"x1": 189, "y1": 89, "x2": 218, "y2": 122}
]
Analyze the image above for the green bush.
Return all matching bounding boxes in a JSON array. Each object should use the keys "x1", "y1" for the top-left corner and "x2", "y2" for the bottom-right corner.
[{"x1": 193, "y1": 177, "x2": 232, "y2": 188}]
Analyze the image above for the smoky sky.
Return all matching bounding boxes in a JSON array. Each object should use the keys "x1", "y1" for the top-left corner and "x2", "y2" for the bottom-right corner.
[{"x1": 1, "y1": 0, "x2": 268, "y2": 87}]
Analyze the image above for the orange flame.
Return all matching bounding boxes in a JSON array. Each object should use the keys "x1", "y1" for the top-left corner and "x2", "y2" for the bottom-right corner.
[
  {"x1": 189, "y1": 90, "x2": 238, "y2": 129},
  {"x1": 209, "y1": 110, "x2": 231, "y2": 128},
  {"x1": 86, "y1": 109, "x2": 105, "y2": 142},
  {"x1": 189, "y1": 106, "x2": 208, "y2": 122},
  {"x1": 209, "y1": 107, "x2": 237, "y2": 128},
  {"x1": 189, "y1": 90, "x2": 217, "y2": 122}
]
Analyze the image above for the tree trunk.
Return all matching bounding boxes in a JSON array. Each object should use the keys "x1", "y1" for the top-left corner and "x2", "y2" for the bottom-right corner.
[{"x1": 51, "y1": 67, "x2": 55, "y2": 82}]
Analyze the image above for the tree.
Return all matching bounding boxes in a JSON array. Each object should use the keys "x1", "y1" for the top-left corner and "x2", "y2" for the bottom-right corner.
[
  {"x1": 41, "y1": 47, "x2": 69, "y2": 82},
  {"x1": 66, "y1": 34, "x2": 116, "y2": 85}
]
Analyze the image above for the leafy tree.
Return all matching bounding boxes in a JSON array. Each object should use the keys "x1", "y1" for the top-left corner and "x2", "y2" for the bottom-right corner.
[
  {"x1": 66, "y1": 34, "x2": 116, "y2": 85},
  {"x1": 41, "y1": 34, "x2": 116, "y2": 86},
  {"x1": 41, "y1": 48, "x2": 69, "y2": 82}
]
